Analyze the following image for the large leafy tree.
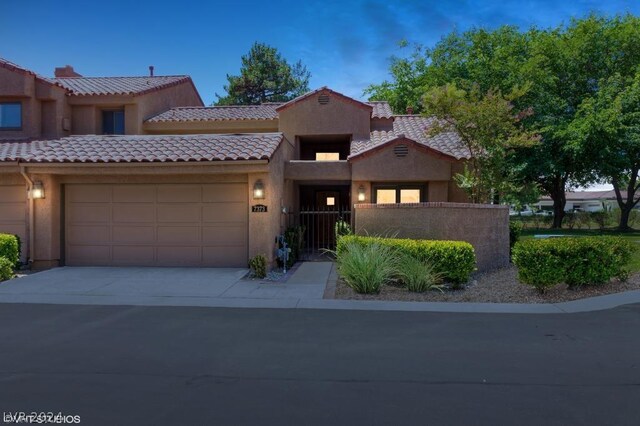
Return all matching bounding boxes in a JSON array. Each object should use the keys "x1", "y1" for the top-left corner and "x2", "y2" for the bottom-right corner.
[
  {"x1": 569, "y1": 72, "x2": 640, "y2": 230},
  {"x1": 215, "y1": 42, "x2": 311, "y2": 105},
  {"x1": 422, "y1": 83, "x2": 539, "y2": 203},
  {"x1": 365, "y1": 15, "x2": 640, "y2": 228}
]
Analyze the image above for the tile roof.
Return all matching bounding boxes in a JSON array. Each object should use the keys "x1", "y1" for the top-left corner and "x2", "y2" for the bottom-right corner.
[
  {"x1": 146, "y1": 100, "x2": 392, "y2": 123},
  {"x1": 50, "y1": 76, "x2": 192, "y2": 96},
  {"x1": 350, "y1": 115, "x2": 470, "y2": 160},
  {"x1": 367, "y1": 101, "x2": 393, "y2": 119},
  {"x1": 0, "y1": 140, "x2": 45, "y2": 161},
  {"x1": 0, "y1": 134, "x2": 283, "y2": 163},
  {"x1": 146, "y1": 104, "x2": 283, "y2": 122}
]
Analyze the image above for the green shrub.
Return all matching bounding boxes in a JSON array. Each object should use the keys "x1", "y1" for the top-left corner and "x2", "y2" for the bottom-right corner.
[
  {"x1": 337, "y1": 235, "x2": 475, "y2": 285},
  {"x1": 509, "y1": 221, "x2": 523, "y2": 255},
  {"x1": 0, "y1": 257, "x2": 13, "y2": 282},
  {"x1": 336, "y1": 240, "x2": 399, "y2": 294},
  {"x1": 0, "y1": 234, "x2": 20, "y2": 268},
  {"x1": 512, "y1": 237, "x2": 636, "y2": 292},
  {"x1": 248, "y1": 254, "x2": 267, "y2": 279},
  {"x1": 397, "y1": 255, "x2": 444, "y2": 293}
]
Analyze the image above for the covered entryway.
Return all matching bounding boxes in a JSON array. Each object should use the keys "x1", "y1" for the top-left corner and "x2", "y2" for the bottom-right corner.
[
  {"x1": 64, "y1": 183, "x2": 248, "y2": 267},
  {"x1": 0, "y1": 184, "x2": 27, "y2": 263}
]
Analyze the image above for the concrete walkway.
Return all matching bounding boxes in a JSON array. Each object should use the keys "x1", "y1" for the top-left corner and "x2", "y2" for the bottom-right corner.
[{"x1": 0, "y1": 263, "x2": 639, "y2": 313}]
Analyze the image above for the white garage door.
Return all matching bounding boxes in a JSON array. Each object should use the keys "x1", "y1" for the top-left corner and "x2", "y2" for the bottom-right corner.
[
  {"x1": 0, "y1": 185, "x2": 27, "y2": 263},
  {"x1": 65, "y1": 184, "x2": 248, "y2": 267}
]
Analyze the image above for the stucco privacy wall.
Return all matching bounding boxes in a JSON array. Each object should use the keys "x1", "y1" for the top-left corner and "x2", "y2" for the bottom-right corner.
[{"x1": 354, "y1": 202, "x2": 509, "y2": 272}]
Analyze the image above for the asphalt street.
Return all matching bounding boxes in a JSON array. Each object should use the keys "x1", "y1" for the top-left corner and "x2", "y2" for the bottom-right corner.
[{"x1": 0, "y1": 303, "x2": 639, "y2": 425}]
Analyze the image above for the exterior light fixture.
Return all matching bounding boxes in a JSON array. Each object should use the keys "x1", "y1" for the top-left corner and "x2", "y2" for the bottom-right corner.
[
  {"x1": 31, "y1": 181, "x2": 45, "y2": 199},
  {"x1": 253, "y1": 180, "x2": 265, "y2": 199},
  {"x1": 357, "y1": 185, "x2": 366, "y2": 202}
]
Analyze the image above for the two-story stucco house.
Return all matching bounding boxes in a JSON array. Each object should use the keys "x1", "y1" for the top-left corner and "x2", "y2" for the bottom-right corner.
[{"x1": 0, "y1": 57, "x2": 475, "y2": 270}]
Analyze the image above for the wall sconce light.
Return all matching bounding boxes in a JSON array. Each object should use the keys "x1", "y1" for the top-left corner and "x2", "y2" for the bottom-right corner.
[
  {"x1": 31, "y1": 181, "x2": 45, "y2": 199},
  {"x1": 357, "y1": 185, "x2": 366, "y2": 202},
  {"x1": 253, "y1": 180, "x2": 265, "y2": 199}
]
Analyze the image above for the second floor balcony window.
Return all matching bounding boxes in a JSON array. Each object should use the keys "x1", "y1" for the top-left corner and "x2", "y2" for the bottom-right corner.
[{"x1": 102, "y1": 110, "x2": 124, "y2": 134}]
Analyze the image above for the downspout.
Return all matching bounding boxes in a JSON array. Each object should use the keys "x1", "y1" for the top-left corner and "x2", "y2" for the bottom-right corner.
[{"x1": 19, "y1": 163, "x2": 34, "y2": 267}]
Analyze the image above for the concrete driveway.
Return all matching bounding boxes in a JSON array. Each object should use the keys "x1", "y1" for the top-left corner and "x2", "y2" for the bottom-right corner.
[{"x1": 0, "y1": 264, "x2": 332, "y2": 308}]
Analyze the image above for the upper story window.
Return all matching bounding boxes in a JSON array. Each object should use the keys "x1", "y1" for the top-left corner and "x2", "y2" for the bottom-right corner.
[
  {"x1": 102, "y1": 110, "x2": 125, "y2": 135},
  {"x1": 315, "y1": 152, "x2": 341, "y2": 161},
  {"x1": 0, "y1": 102, "x2": 22, "y2": 130}
]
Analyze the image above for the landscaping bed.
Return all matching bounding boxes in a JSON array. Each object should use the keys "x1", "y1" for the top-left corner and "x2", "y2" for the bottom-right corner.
[{"x1": 333, "y1": 266, "x2": 640, "y2": 304}]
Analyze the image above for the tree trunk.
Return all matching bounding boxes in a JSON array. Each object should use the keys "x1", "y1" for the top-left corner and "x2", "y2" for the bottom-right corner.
[
  {"x1": 547, "y1": 176, "x2": 567, "y2": 229},
  {"x1": 613, "y1": 169, "x2": 639, "y2": 232}
]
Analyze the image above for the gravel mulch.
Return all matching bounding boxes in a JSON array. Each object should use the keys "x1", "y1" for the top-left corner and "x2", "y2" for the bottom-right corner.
[{"x1": 333, "y1": 266, "x2": 640, "y2": 304}]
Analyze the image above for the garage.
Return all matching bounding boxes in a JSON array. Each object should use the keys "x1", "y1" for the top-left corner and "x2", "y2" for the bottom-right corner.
[
  {"x1": 0, "y1": 184, "x2": 28, "y2": 263},
  {"x1": 64, "y1": 183, "x2": 248, "y2": 267}
]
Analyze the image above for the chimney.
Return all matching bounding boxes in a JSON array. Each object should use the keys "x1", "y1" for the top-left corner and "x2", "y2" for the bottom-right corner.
[
  {"x1": 54, "y1": 65, "x2": 82, "y2": 78},
  {"x1": 406, "y1": 106, "x2": 414, "y2": 115},
  {"x1": 149, "y1": 65, "x2": 154, "y2": 77}
]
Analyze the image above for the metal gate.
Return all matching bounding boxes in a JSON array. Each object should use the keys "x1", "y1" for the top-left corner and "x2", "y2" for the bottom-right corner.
[{"x1": 287, "y1": 206, "x2": 351, "y2": 260}]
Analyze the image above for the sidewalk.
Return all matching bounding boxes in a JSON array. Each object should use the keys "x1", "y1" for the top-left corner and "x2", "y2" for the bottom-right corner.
[{"x1": 1, "y1": 262, "x2": 639, "y2": 313}]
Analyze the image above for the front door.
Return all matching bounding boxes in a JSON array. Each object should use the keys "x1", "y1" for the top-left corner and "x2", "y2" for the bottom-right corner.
[{"x1": 315, "y1": 191, "x2": 340, "y2": 209}]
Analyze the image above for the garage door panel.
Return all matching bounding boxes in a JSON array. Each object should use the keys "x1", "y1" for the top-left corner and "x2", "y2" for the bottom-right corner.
[
  {"x1": 112, "y1": 246, "x2": 155, "y2": 265},
  {"x1": 157, "y1": 185, "x2": 201, "y2": 203},
  {"x1": 66, "y1": 185, "x2": 111, "y2": 203},
  {"x1": 112, "y1": 204, "x2": 156, "y2": 223},
  {"x1": 203, "y1": 246, "x2": 247, "y2": 267},
  {"x1": 0, "y1": 204, "x2": 26, "y2": 222},
  {"x1": 202, "y1": 226, "x2": 246, "y2": 245},
  {"x1": 67, "y1": 225, "x2": 110, "y2": 244},
  {"x1": 0, "y1": 185, "x2": 26, "y2": 202},
  {"x1": 66, "y1": 245, "x2": 111, "y2": 265},
  {"x1": 157, "y1": 226, "x2": 200, "y2": 244},
  {"x1": 157, "y1": 246, "x2": 201, "y2": 266},
  {"x1": 113, "y1": 185, "x2": 156, "y2": 203},
  {"x1": 65, "y1": 183, "x2": 247, "y2": 267},
  {"x1": 66, "y1": 204, "x2": 110, "y2": 223},
  {"x1": 157, "y1": 204, "x2": 200, "y2": 223},
  {"x1": 202, "y1": 203, "x2": 247, "y2": 223},
  {"x1": 202, "y1": 184, "x2": 247, "y2": 203},
  {"x1": 112, "y1": 226, "x2": 155, "y2": 244}
]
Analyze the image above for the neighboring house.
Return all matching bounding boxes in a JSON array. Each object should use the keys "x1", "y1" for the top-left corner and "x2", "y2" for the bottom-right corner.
[
  {"x1": 0, "y1": 58, "x2": 470, "y2": 269},
  {"x1": 535, "y1": 191, "x2": 638, "y2": 213}
]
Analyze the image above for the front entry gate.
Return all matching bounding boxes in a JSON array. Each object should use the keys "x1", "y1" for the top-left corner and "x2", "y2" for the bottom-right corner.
[{"x1": 288, "y1": 206, "x2": 351, "y2": 260}]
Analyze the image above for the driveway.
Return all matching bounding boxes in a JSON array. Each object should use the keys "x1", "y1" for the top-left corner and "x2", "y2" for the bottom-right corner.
[{"x1": 0, "y1": 263, "x2": 331, "y2": 308}]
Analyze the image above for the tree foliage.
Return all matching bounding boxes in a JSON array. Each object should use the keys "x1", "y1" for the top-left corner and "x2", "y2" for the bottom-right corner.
[
  {"x1": 422, "y1": 83, "x2": 539, "y2": 203},
  {"x1": 569, "y1": 71, "x2": 640, "y2": 230},
  {"x1": 365, "y1": 14, "x2": 640, "y2": 228},
  {"x1": 215, "y1": 42, "x2": 311, "y2": 105}
]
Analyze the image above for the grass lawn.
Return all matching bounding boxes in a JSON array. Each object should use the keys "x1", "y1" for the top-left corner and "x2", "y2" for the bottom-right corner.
[{"x1": 520, "y1": 229, "x2": 640, "y2": 273}]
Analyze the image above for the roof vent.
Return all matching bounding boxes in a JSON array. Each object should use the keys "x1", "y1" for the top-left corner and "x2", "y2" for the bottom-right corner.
[
  {"x1": 394, "y1": 145, "x2": 409, "y2": 158},
  {"x1": 318, "y1": 94, "x2": 330, "y2": 105}
]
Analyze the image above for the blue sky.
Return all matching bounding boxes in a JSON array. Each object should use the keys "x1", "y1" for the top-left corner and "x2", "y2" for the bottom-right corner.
[{"x1": 1, "y1": 0, "x2": 639, "y2": 108}]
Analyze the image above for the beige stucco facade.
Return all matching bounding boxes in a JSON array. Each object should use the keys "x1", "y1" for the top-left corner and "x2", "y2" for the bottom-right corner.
[{"x1": 1, "y1": 61, "x2": 475, "y2": 270}]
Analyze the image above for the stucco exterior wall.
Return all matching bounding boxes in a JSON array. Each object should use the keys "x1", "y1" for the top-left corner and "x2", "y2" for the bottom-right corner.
[
  {"x1": 278, "y1": 93, "x2": 371, "y2": 151},
  {"x1": 136, "y1": 83, "x2": 203, "y2": 134},
  {"x1": 448, "y1": 161, "x2": 469, "y2": 203},
  {"x1": 351, "y1": 139, "x2": 452, "y2": 182},
  {"x1": 354, "y1": 202, "x2": 509, "y2": 272}
]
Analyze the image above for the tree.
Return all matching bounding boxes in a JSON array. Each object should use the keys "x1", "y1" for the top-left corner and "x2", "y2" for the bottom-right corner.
[
  {"x1": 215, "y1": 42, "x2": 311, "y2": 105},
  {"x1": 364, "y1": 14, "x2": 640, "y2": 228},
  {"x1": 422, "y1": 83, "x2": 539, "y2": 203},
  {"x1": 569, "y1": 72, "x2": 640, "y2": 230}
]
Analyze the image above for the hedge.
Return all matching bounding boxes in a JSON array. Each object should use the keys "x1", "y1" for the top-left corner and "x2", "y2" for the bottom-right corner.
[
  {"x1": 0, "y1": 257, "x2": 13, "y2": 282},
  {"x1": 0, "y1": 234, "x2": 20, "y2": 268},
  {"x1": 337, "y1": 235, "x2": 476, "y2": 285},
  {"x1": 512, "y1": 237, "x2": 635, "y2": 292}
]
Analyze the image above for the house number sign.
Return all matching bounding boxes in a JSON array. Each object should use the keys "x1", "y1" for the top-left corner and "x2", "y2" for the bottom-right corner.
[{"x1": 252, "y1": 204, "x2": 268, "y2": 213}]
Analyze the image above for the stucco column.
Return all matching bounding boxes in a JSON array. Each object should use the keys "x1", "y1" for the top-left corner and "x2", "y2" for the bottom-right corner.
[{"x1": 32, "y1": 174, "x2": 60, "y2": 269}]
